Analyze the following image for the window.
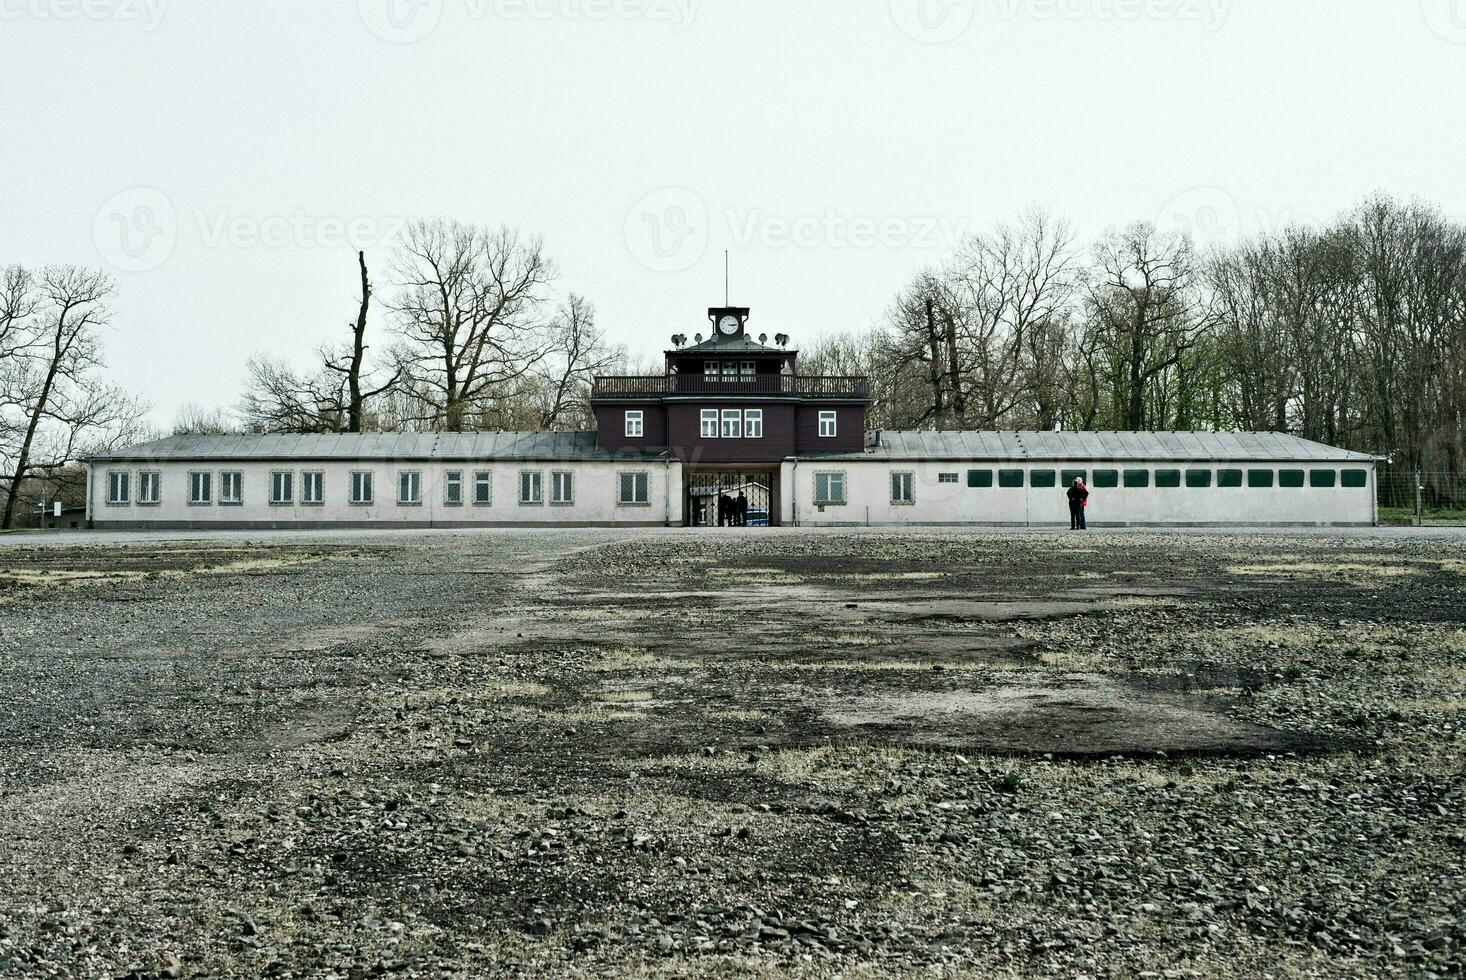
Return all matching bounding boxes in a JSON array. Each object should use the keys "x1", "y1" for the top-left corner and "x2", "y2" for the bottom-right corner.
[
  {"x1": 938, "y1": 472, "x2": 959, "y2": 484},
  {"x1": 445, "y1": 470, "x2": 463, "y2": 506},
  {"x1": 138, "y1": 471, "x2": 161, "y2": 505},
  {"x1": 968, "y1": 469, "x2": 993, "y2": 488},
  {"x1": 1123, "y1": 469, "x2": 1150, "y2": 488},
  {"x1": 1247, "y1": 469, "x2": 1274, "y2": 488},
  {"x1": 1310, "y1": 469, "x2": 1337, "y2": 488},
  {"x1": 106, "y1": 471, "x2": 130, "y2": 504},
  {"x1": 398, "y1": 471, "x2": 422, "y2": 505},
  {"x1": 1155, "y1": 469, "x2": 1181, "y2": 488},
  {"x1": 519, "y1": 470, "x2": 543, "y2": 505},
  {"x1": 1279, "y1": 469, "x2": 1306, "y2": 488},
  {"x1": 473, "y1": 471, "x2": 492, "y2": 505},
  {"x1": 744, "y1": 409, "x2": 763, "y2": 439},
  {"x1": 814, "y1": 471, "x2": 846, "y2": 505},
  {"x1": 818, "y1": 411, "x2": 837, "y2": 438},
  {"x1": 739, "y1": 360, "x2": 755, "y2": 378},
  {"x1": 701, "y1": 408, "x2": 719, "y2": 438},
  {"x1": 1030, "y1": 469, "x2": 1056, "y2": 488},
  {"x1": 721, "y1": 409, "x2": 742, "y2": 439},
  {"x1": 998, "y1": 469, "x2": 1025, "y2": 488},
  {"x1": 302, "y1": 471, "x2": 324, "y2": 505},
  {"x1": 704, "y1": 360, "x2": 720, "y2": 379},
  {"x1": 619, "y1": 472, "x2": 650, "y2": 506},
  {"x1": 1061, "y1": 469, "x2": 1087, "y2": 487},
  {"x1": 220, "y1": 471, "x2": 243, "y2": 505},
  {"x1": 722, "y1": 361, "x2": 740, "y2": 378},
  {"x1": 551, "y1": 471, "x2": 574, "y2": 505},
  {"x1": 891, "y1": 471, "x2": 915, "y2": 504},
  {"x1": 189, "y1": 471, "x2": 212, "y2": 505},
  {"x1": 624, "y1": 410, "x2": 643, "y2": 438},
  {"x1": 1217, "y1": 468, "x2": 1244, "y2": 488},
  {"x1": 351, "y1": 470, "x2": 373, "y2": 505},
  {"x1": 1341, "y1": 469, "x2": 1368, "y2": 488},
  {"x1": 271, "y1": 470, "x2": 294, "y2": 505},
  {"x1": 1186, "y1": 469, "x2": 1212, "y2": 488},
  {"x1": 1092, "y1": 469, "x2": 1119, "y2": 489}
]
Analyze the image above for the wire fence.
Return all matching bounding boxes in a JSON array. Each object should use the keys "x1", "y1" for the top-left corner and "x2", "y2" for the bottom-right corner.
[{"x1": 1376, "y1": 468, "x2": 1466, "y2": 525}]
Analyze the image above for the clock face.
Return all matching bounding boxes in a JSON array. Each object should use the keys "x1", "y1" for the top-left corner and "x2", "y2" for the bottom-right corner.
[{"x1": 717, "y1": 315, "x2": 740, "y2": 336}]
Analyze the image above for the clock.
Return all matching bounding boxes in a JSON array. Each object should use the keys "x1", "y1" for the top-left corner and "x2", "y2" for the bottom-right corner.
[{"x1": 717, "y1": 315, "x2": 740, "y2": 336}]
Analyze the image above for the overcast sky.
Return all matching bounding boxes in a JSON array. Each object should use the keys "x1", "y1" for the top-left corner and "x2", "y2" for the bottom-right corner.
[{"x1": 4, "y1": 0, "x2": 1465, "y2": 426}]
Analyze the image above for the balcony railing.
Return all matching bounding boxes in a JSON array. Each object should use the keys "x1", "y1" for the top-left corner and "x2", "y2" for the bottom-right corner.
[{"x1": 593, "y1": 374, "x2": 870, "y2": 400}]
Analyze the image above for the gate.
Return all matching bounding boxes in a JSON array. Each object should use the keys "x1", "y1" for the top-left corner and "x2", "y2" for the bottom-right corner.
[{"x1": 686, "y1": 471, "x2": 774, "y2": 527}]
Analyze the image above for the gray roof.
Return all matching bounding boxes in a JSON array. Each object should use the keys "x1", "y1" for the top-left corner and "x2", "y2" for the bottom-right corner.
[
  {"x1": 84, "y1": 431, "x2": 669, "y2": 463},
  {"x1": 675, "y1": 334, "x2": 792, "y2": 355},
  {"x1": 822, "y1": 430, "x2": 1377, "y2": 463}
]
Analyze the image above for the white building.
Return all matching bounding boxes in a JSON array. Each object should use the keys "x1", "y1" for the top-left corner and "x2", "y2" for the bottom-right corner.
[{"x1": 84, "y1": 428, "x2": 1378, "y2": 529}]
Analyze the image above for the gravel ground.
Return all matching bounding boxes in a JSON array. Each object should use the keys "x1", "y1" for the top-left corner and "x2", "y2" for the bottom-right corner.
[{"x1": 0, "y1": 527, "x2": 1461, "y2": 978}]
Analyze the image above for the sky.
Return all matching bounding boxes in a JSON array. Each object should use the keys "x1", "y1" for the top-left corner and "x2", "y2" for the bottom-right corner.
[{"x1": 3, "y1": 0, "x2": 1466, "y2": 427}]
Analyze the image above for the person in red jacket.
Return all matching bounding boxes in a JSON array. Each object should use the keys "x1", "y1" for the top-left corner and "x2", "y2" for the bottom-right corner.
[{"x1": 1066, "y1": 477, "x2": 1089, "y2": 530}]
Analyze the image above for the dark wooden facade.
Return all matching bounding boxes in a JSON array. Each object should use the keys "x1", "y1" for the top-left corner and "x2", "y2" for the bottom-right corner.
[{"x1": 590, "y1": 307, "x2": 870, "y2": 465}]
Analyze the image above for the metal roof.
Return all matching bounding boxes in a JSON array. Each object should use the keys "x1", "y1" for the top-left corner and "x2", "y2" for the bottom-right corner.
[
  {"x1": 673, "y1": 334, "x2": 793, "y2": 355},
  {"x1": 819, "y1": 430, "x2": 1377, "y2": 463},
  {"x1": 84, "y1": 431, "x2": 669, "y2": 463}
]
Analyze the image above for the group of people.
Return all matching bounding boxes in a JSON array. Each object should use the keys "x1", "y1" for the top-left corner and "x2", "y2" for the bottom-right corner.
[
  {"x1": 1066, "y1": 477, "x2": 1090, "y2": 530},
  {"x1": 717, "y1": 491, "x2": 750, "y2": 527}
]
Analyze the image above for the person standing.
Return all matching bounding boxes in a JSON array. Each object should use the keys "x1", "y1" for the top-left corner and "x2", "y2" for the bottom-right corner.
[
  {"x1": 736, "y1": 490, "x2": 748, "y2": 527},
  {"x1": 1067, "y1": 477, "x2": 1089, "y2": 530}
]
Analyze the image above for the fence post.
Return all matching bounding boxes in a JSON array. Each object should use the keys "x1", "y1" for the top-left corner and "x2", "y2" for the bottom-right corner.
[{"x1": 1414, "y1": 467, "x2": 1423, "y2": 527}]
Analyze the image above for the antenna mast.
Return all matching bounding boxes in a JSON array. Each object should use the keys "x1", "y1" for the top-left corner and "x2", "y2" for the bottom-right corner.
[{"x1": 724, "y1": 250, "x2": 729, "y2": 306}]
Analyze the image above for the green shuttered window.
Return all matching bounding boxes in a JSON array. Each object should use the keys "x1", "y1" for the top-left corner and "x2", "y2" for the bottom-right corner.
[
  {"x1": 1030, "y1": 469, "x2": 1056, "y2": 488},
  {"x1": 1248, "y1": 469, "x2": 1274, "y2": 488},
  {"x1": 1123, "y1": 469, "x2": 1149, "y2": 488},
  {"x1": 1061, "y1": 469, "x2": 1086, "y2": 486},
  {"x1": 1341, "y1": 470, "x2": 1367, "y2": 488},
  {"x1": 967, "y1": 469, "x2": 993, "y2": 488},
  {"x1": 1310, "y1": 469, "x2": 1337, "y2": 488},
  {"x1": 1218, "y1": 469, "x2": 1243, "y2": 487},
  {"x1": 1279, "y1": 469, "x2": 1305, "y2": 488},
  {"x1": 1092, "y1": 469, "x2": 1119, "y2": 488},
  {"x1": 1186, "y1": 469, "x2": 1212, "y2": 487},
  {"x1": 998, "y1": 469, "x2": 1025, "y2": 488},
  {"x1": 1155, "y1": 469, "x2": 1181, "y2": 488}
]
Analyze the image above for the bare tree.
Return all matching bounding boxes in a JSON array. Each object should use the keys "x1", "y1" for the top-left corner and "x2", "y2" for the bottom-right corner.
[
  {"x1": 528, "y1": 294, "x2": 624, "y2": 430},
  {"x1": 321, "y1": 251, "x2": 399, "y2": 432},
  {"x1": 0, "y1": 265, "x2": 149, "y2": 528},
  {"x1": 389, "y1": 220, "x2": 557, "y2": 431}
]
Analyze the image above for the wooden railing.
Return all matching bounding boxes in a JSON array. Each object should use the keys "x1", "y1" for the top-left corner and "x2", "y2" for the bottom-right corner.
[{"x1": 593, "y1": 375, "x2": 869, "y2": 399}]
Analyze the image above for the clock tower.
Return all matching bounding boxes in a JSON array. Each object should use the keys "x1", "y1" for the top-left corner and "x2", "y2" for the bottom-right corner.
[{"x1": 708, "y1": 306, "x2": 750, "y2": 338}]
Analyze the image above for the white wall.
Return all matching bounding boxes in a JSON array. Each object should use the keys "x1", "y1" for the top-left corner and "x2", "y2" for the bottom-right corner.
[
  {"x1": 782, "y1": 460, "x2": 1376, "y2": 526},
  {"x1": 88, "y1": 459, "x2": 683, "y2": 527}
]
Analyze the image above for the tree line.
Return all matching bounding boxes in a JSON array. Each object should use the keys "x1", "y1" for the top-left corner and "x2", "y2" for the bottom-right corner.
[{"x1": 798, "y1": 196, "x2": 1466, "y2": 507}]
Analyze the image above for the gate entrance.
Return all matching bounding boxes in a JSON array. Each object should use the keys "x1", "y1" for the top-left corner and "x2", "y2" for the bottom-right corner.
[{"x1": 686, "y1": 471, "x2": 776, "y2": 527}]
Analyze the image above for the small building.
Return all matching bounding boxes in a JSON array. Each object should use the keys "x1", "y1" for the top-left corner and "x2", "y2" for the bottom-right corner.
[{"x1": 83, "y1": 306, "x2": 1379, "y2": 528}]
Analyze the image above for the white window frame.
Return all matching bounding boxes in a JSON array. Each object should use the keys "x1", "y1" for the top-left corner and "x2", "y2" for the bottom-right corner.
[
  {"x1": 398, "y1": 470, "x2": 422, "y2": 506},
  {"x1": 704, "y1": 360, "x2": 721, "y2": 380},
  {"x1": 618, "y1": 471, "x2": 650, "y2": 506},
  {"x1": 700, "y1": 408, "x2": 719, "y2": 438},
  {"x1": 137, "y1": 470, "x2": 161, "y2": 506},
  {"x1": 301, "y1": 470, "x2": 325, "y2": 506},
  {"x1": 721, "y1": 409, "x2": 742, "y2": 439},
  {"x1": 550, "y1": 470, "x2": 574, "y2": 506},
  {"x1": 106, "y1": 471, "x2": 130, "y2": 505},
  {"x1": 938, "y1": 472, "x2": 959, "y2": 484},
  {"x1": 519, "y1": 470, "x2": 544, "y2": 506},
  {"x1": 220, "y1": 471, "x2": 243, "y2": 506},
  {"x1": 818, "y1": 410, "x2": 837, "y2": 438},
  {"x1": 188, "y1": 470, "x2": 212, "y2": 506},
  {"x1": 814, "y1": 471, "x2": 846, "y2": 506},
  {"x1": 350, "y1": 470, "x2": 374, "y2": 506},
  {"x1": 744, "y1": 409, "x2": 764, "y2": 439},
  {"x1": 739, "y1": 360, "x2": 755, "y2": 378},
  {"x1": 445, "y1": 470, "x2": 463, "y2": 506},
  {"x1": 473, "y1": 470, "x2": 492, "y2": 506},
  {"x1": 624, "y1": 410, "x2": 644, "y2": 438},
  {"x1": 270, "y1": 470, "x2": 294, "y2": 506},
  {"x1": 891, "y1": 470, "x2": 915, "y2": 505}
]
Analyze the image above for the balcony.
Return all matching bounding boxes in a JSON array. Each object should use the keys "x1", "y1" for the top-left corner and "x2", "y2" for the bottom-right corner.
[{"x1": 592, "y1": 374, "x2": 870, "y2": 400}]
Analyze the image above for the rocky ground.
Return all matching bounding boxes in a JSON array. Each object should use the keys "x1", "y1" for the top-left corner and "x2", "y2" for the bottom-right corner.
[{"x1": 0, "y1": 527, "x2": 1461, "y2": 979}]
